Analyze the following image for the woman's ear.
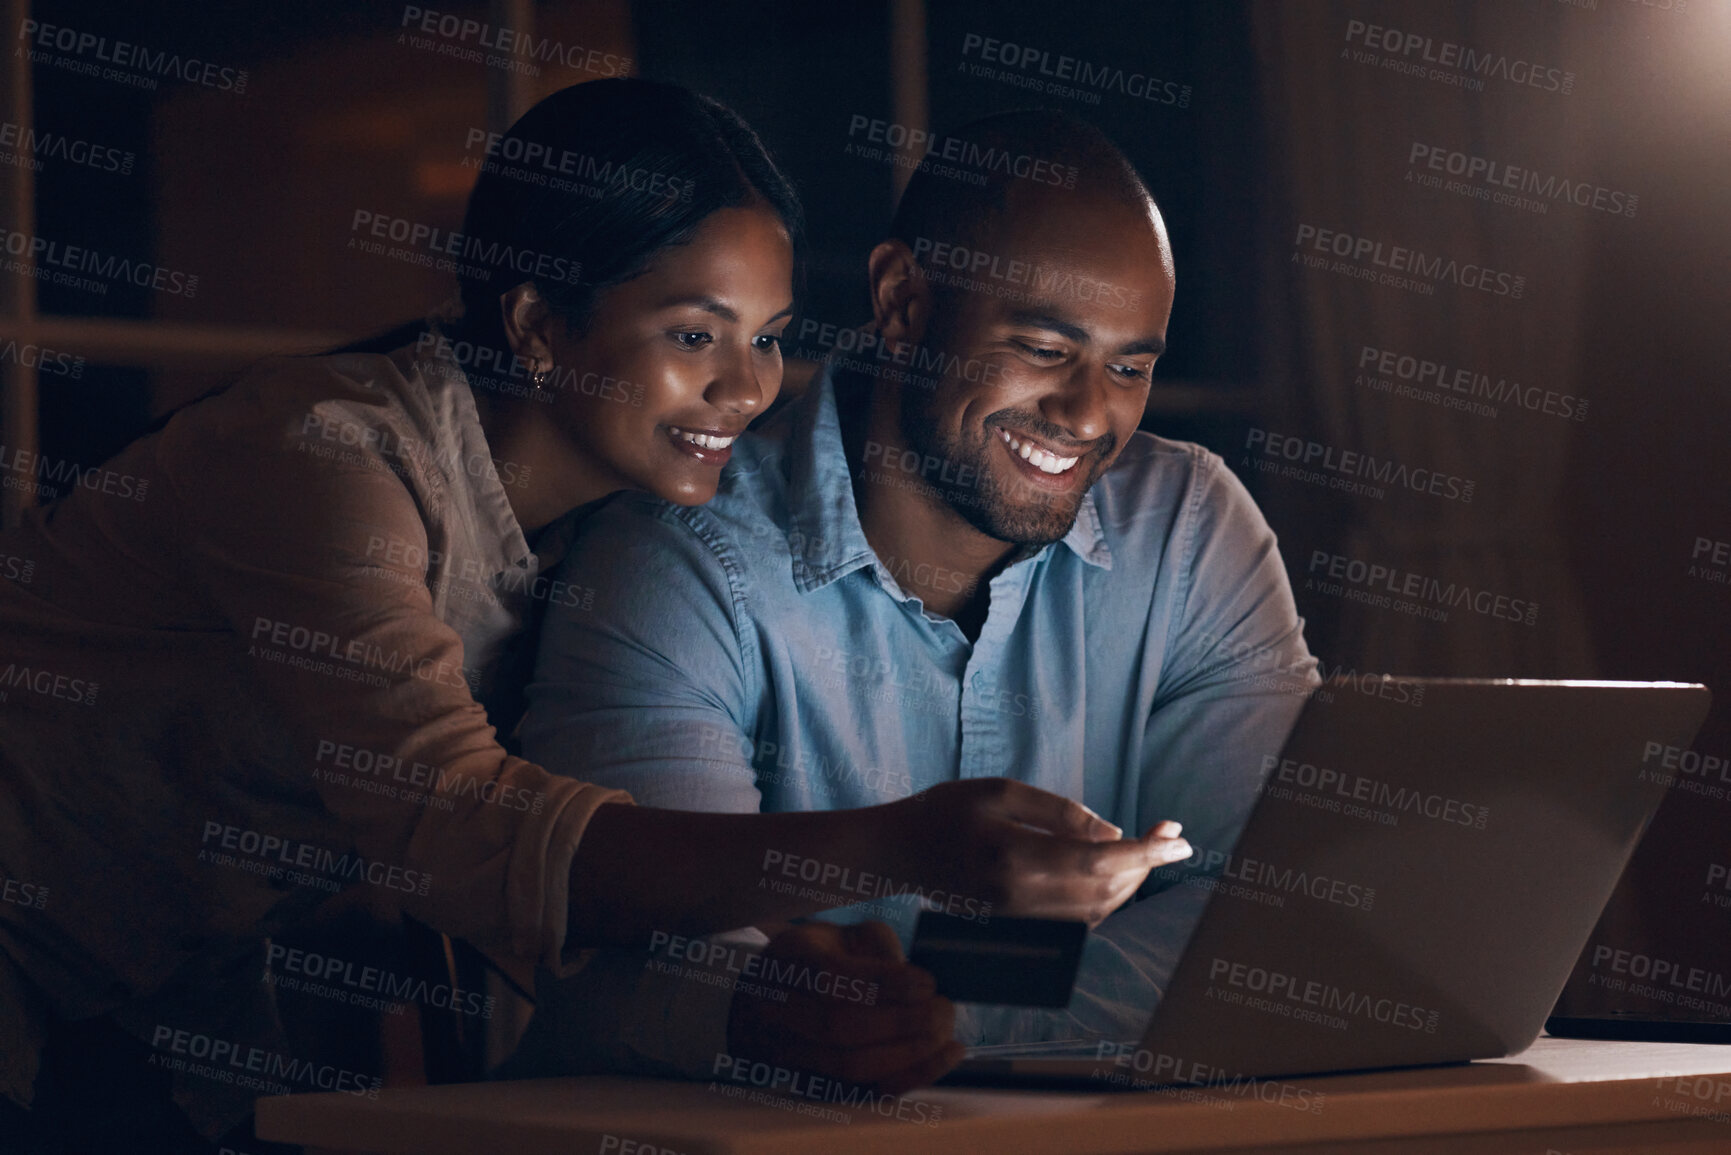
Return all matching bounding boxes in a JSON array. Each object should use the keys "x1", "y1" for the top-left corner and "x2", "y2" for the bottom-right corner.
[
  {"x1": 498, "y1": 283, "x2": 557, "y2": 372},
  {"x1": 866, "y1": 239, "x2": 932, "y2": 353}
]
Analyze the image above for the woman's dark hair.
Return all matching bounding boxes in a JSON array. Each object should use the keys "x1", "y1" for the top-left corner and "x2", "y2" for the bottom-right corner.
[{"x1": 448, "y1": 77, "x2": 803, "y2": 359}]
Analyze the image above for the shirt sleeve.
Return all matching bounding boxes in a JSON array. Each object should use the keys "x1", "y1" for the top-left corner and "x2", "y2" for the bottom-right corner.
[
  {"x1": 956, "y1": 452, "x2": 1318, "y2": 1046},
  {"x1": 511, "y1": 494, "x2": 766, "y2": 1077},
  {"x1": 157, "y1": 359, "x2": 629, "y2": 975},
  {"x1": 522, "y1": 493, "x2": 763, "y2": 810}
]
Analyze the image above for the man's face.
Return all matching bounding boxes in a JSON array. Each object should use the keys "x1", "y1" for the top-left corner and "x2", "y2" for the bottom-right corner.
[{"x1": 895, "y1": 190, "x2": 1176, "y2": 547}]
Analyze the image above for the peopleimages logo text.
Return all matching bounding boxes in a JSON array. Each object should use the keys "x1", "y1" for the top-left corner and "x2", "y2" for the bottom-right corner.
[
  {"x1": 200, "y1": 820, "x2": 431, "y2": 897},
  {"x1": 150, "y1": 1026, "x2": 379, "y2": 1098},
  {"x1": 959, "y1": 33, "x2": 1191, "y2": 107},
  {"x1": 398, "y1": 7, "x2": 630, "y2": 76},
  {"x1": 911, "y1": 237, "x2": 1140, "y2": 309},
  {"x1": 1343, "y1": 20, "x2": 1574, "y2": 94},
  {"x1": 845, "y1": 115, "x2": 1078, "y2": 188},
  {"x1": 0, "y1": 443, "x2": 149, "y2": 505},
  {"x1": 1209, "y1": 958, "x2": 1441, "y2": 1033},
  {"x1": 761, "y1": 850, "x2": 990, "y2": 922},
  {"x1": 266, "y1": 942, "x2": 494, "y2": 1018},
  {"x1": 1260, "y1": 754, "x2": 1490, "y2": 830},
  {"x1": 0, "y1": 120, "x2": 134, "y2": 174},
  {"x1": 711, "y1": 1053, "x2": 944, "y2": 1126},
  {"x1": 0, "y1": 228, "x2": 198, "y2": 297},
  {"x1": 1244, "y1": 428, "x2": 1474, "y2": 503},
  {"x1": 1357, "y1": 345, "x2": 1586, "y2": 422},
  {"x1": 249, "y1": 615, "x2": 479, "y2": 693},
  {"x1": 1093, "y1": 1043, "x2": 1326, "y2": 1112},
  {"x1": 0, "y1": 339, "x2": 83, "y2": 380},
  {"x1": 1591, "y1": 945, "x2": 1731, "y2": 1000},
  {"x1": 0, "y1": 660, "x2": 99, "y2": 706},
  {"x1": 649, "y1": 931, "x2": 880, "y2": 1005},
  {"x1": 1154, "y1": 845, "x2": 1377, "y2": 912},
  {"x1": 462, "y1": 128, "x2": 691, "y2": 200},
  {"x1": 349, "y1": 210, "x2": 580, "y2": 285},
  {"x1": 1407, "y1": 143, "x2": 1636, "y2": 218},
  {"x1": 1294, "y1": 225, "x2": 1524, "y2": 299},
  {"x1": 1307, "y1": 549, "x2": 1539, "y2": 626},
  {"x1": 16, "y1": 20, "x2": 249, "y2": 93}
]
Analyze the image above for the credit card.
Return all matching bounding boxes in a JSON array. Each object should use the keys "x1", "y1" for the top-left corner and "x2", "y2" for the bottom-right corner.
[{"x1": 908, "y1": 911, "x2": 1087, "y2": 1007}]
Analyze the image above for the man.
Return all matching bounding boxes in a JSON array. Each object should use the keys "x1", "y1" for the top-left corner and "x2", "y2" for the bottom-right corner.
[{"x1": 507, "y1": 110, "x2": 1316, "y2": 1080}]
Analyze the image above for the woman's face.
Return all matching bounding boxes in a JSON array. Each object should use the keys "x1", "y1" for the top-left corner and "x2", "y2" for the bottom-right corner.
[{"x1": 543, "y1": 204, "x2": 794, "y2": 506}]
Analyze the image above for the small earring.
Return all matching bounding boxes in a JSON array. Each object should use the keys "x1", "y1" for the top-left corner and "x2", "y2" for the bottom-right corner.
[{"x1": 531, "y1": 365, "x2": 552, "y2": 401}]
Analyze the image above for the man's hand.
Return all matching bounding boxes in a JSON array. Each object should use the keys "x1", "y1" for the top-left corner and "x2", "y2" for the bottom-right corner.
[
  {"x1": 888, "y1": 778, "x2": 1191, "y2": 926},
  {"x1": 725, "y1": 921, "x2": 964, "y2": 1097}
]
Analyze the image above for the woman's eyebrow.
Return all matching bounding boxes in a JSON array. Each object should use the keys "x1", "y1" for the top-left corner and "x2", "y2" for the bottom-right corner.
[
  {"x1": 658, "y1": 294, "x2": 740, "y2": 321},
  {"x1": 657, "y1": 296, "x2": 795, "y2": 324}
]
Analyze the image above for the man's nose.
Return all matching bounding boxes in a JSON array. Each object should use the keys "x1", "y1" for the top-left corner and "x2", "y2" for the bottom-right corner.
[{"x1": 1040, "y1": 366, "x2": 1113, "y2": 444}]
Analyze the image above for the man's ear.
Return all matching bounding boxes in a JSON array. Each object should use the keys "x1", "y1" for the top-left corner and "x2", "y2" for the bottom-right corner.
[
  {"x1": 866, "y1": 239, "x2": 933, "y2": 352},
  {"x1": 498, "y1": 283, "x2": 557, "y2": 371}
]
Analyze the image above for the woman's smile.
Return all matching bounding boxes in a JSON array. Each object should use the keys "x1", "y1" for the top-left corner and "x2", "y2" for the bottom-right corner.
[{"x1": 663, "y1": 424, "x2": 742, "y2": 464}]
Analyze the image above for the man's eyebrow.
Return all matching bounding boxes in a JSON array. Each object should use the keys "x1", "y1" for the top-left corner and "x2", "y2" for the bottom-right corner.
[
  {"x1": 658, "y1": 296, "x2": 796, "y2": 326},
  {"x1": 1004, "y1": 308, "x2": 1090, "y2": 344},
  {"x1": 1004, "y1": 307, "x2": 1166, "y2": 357}
]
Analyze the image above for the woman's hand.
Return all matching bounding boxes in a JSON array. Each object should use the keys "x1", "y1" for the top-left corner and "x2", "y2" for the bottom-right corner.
[
  {"x1": 725, "y1": 920, "x2": 963, "y2": 1097},
  {"x1": 884, "y1": 778, "x2": 1192, "y2": 927}
]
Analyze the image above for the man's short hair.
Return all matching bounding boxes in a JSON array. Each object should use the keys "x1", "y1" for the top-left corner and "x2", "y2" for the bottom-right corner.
[{"x1": 888, "y1": 109, "x2": 1154, "y2": 270}]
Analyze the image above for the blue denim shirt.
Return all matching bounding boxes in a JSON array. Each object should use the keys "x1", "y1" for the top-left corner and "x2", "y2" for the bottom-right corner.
[{"x1": 510, "y1": 368, "x2": 1317, "y2": 1075}]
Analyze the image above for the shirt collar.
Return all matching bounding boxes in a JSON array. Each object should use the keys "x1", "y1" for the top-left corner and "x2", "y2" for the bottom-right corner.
[
  {"x1": 782, "y1": 365, "x2": 1112, "y2": 593},
  {"x1": 1062, "y1": 483, "x2": 1113, "y2": 570},
  {"x1": 785, "y1": 367, "x2": 880, "y2": 593}
]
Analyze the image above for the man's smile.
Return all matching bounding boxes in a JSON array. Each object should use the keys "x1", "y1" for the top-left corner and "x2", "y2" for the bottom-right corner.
[{"x1": 992, "y1": 426, "x2": 1100, "y2": 494}]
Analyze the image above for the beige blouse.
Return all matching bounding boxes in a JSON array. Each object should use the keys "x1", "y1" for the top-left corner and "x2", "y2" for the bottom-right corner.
[{"x1": 0, "y1": 344, "x2": 628, "y2": 1135}]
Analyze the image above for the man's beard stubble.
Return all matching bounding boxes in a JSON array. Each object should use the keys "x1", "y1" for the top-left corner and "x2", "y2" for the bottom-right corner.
[{"x1": 896, "y1": 373, "x2": 1112, "y2": 549}]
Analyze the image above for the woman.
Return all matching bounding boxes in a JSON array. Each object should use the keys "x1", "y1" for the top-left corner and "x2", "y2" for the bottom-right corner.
[{"x1": 0, "y1": 79, "x2": 1185, "y2": 1150}]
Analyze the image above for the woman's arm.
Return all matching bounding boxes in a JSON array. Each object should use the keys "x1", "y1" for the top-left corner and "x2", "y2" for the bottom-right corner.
[
  {"x1": 161, "y1": 360, "x2": 629, "y2": 970},
  {"x1": 567, "y1": 779, "x2": 1192, "y2": 948}
]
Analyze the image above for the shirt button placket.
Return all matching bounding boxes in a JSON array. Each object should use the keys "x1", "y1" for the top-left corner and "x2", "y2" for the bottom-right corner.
[{"x1": 957, "y1": 565, "x2": 1032, "y2": 781}]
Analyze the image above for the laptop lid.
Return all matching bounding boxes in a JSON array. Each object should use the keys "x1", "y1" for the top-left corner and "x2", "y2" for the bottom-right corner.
[{"x1": 1126, "y1": 678, "x2": 1711, "y2": 1082}]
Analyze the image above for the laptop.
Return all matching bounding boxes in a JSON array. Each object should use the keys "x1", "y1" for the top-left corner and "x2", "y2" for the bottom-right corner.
[{"x1": 948, "y1": 677, "x2": 1712, "y2": 1087}]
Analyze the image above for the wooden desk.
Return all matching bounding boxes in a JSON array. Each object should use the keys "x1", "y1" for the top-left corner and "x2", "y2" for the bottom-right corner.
[{"x1": 256, "y1": 1037, "x2": 1731, "y2": 1154}]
